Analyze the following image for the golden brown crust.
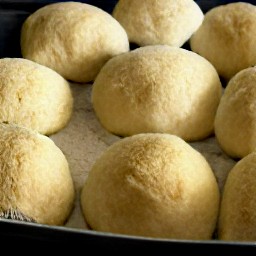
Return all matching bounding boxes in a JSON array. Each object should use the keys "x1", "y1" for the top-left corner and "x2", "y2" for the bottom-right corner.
[
  {"x1": 113, "y1": 0, "x2": 203, "y2": 47},
  {"x1": 0, "y1": 58, "x2": 73, "y2": 135},
  {"x1": 81, "y1": 133, "x2": 220, "y2": 239},
  {"x1": 92, "y1": 45, "x2": 222, "y2": 141},
  {"x1": 0, "y1": 123, "x2": 75, "y2": 225},
  {"x1": 190, "y1": 2, "x2": 256, "y2": 80},
  {"x1": 21, "y1": 2, "x2": 129, "y2": 82}
]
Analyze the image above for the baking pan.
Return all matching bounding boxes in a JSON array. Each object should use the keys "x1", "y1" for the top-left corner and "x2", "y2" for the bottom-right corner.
[
  {"x1": 0, "y1": 0, "x2": 256, "y2": 253},
  {"x1": 0, "y1": 219, "x2": 256, "y2": 253}
]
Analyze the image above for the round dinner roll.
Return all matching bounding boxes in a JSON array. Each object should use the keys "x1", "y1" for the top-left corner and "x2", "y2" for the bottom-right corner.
[
  {"x1": 113, "y1": 0, "x2": 204, "y2": 47},
  {"x1": 81, "y1": 134, "x2": 220, "y2": 239},
  {"x1": 190, "y1": 2, "x2": 256, "y2": 80},
  {"x1": 215, "y1": 66, "x2": 256, "y2": 159},
  {"x1": 0, "y1": 58, "x2": 73, "y2": 135},
  {"x1": 21, "y1": 2, "x2": 129, "y2": 83},
  {"x1": 218, "y1": 152, "x2": 256, "y2": 241},
  {"x1": 0, "y1": 123, "x2": 74, "y2": 225},
  {"x1": 92, "y1": 45, "x2": 222, "y2": 141}
]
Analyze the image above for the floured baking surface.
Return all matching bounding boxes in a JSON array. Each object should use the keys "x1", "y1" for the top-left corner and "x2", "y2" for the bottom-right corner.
[{"x1": 50, "y1": 83, "x2": 236, "y2": 230}]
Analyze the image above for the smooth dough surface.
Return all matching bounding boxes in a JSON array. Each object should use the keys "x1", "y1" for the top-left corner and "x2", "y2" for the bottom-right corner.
[
  {"x1": 215, "y1": 67, "x2": 256, "y2": 158},
  {"x1": 190, "y1": 2, "x2": 256, "y2": 80},
  {"x1": 0, "y1": 58, "x2": 73, "y2": 135},
  {"x1": 0, "y1": 123, "x2": 75, "y2": 225},
  {"x1": 113, "y1": 0, "x2": 204, "y2": 47},
  {"x1": 81, "y1": 133, "x2": 220, "y2": 239},
  {"x1": 218, "y1": 152, "x2": 256, "y2": 241},
  {"x1": 92, "y1": 45, "x2": 222, "y2": 141},
  {"x1": 21, "y1": 2, "x2": 129, "y2": 83}
]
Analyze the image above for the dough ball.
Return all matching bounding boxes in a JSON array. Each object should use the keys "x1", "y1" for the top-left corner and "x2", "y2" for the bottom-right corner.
[
  {"x1": 92, "y1": 45, "x2": 222, "y2": 141},
  {"x1": 113, "y1": 0, "x2": 204, "y2": 47},
  {"x1": 190, "y1": 2, "x2": 256, "y2": 80},
  {"x1": 215, "y1": 67, "x2": 256, "y2": 159},
  {"x1": 0, "y1": 58, "x2": 73, "y2": 135},
  {"x1": 21, "y1": 2, "x2": 129, "y2": 83},
  {"x1": 81, "y1": 133, "x2": 220, "y2": 239},
  {"x1": 218, "y1": 152, "x2": 256, "y2": 241},
  {"x1": 0, "y1": 123, "x2": 74, "y2": 225}
]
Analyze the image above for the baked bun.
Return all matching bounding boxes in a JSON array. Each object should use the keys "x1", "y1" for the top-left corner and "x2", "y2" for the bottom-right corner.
[
  {"x1": 92, "y1": 45, "x2": 222, "y2": 141},
  {"x1": 190, "y1": 2, "x2": 256, "y2": 80},
  {"x1": 215, "y1": 67, "x2": 256, "y2": 158},
  {"x1": 0, "y1": 123, "x2": 74, "y2": 225},
  {"x1": 0, "y1": 58, "x2": 73, "y2": 135},
  {"x1": 21, "y1": 2, "x2": 129, "y2": 83},
  {"x1": 81, "y1": 134, "x2": 220, "y2": 239},
  {"x1": 113, "y1": 0, "x2": 204, "y2": 47},
  {"x1": 218, "y1": 152, "x2": 256, "y2": 241}
]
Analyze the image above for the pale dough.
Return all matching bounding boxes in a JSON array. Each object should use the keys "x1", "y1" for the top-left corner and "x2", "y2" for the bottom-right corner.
[
  {"x1": 0, "y1": 123, "x2": 75, "y2": 225},
  {"x1": 190, "y1": 2, "x2": 256, "y2": 80},
  {"x1": 113, "y1": 0, "x2": 203, "y2": 47},
  {"x1": 81, "y1": 133, "x2": 220, "y2": 240},
  {"x1": 92, "y1": 45, "x2": 222, "y2": 141},
  {"x1": 218, "y1": 152, "x2": 256, "y2": 241},
  {"x1": 50, "y1": 84, "x2": 235, "y2": 233},
  {"x1": 0, "y1": 58, "x2": 73, "y2": 135},
  {"x1": 215, "y1": 66, "x2": 256, "y2": 158},
  {"x1": 21, "y1": 2, "x2": 129, "y2": 83}
]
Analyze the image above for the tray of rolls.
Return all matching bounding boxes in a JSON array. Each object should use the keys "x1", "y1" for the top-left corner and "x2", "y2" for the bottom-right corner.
[{"x1": 0, "y1": 0, "x2": 256, "y2": 253}]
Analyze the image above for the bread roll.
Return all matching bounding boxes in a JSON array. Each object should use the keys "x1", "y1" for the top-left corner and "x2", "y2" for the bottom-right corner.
[
  {"x1": 0, "y1": 123, "x2": 74, "y2": 225},
  {"x1": 113, "y1": 0, "x2": 204, "y2": 47},
  {"x1": 92, "y1": 45, "x2": 222, "y2": 141},
  {"x1": 190, "y1": 2, "x2": 256, "y2": 80},
  {"x1": 0, "y1": 58, "x2": 73, "y2": 135},
  {"x1": 21, "y1": 2, "x2": 129, "y2": 83},
  {"x1": 218, "y1": 152, "x2": 256, "y2": 241},
  {"x1": 215, "y1": 66, "x2": 256, "y2": 158},
  {"x1": 81, "y1": 133, "x2": 219, "y2": 239}
]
